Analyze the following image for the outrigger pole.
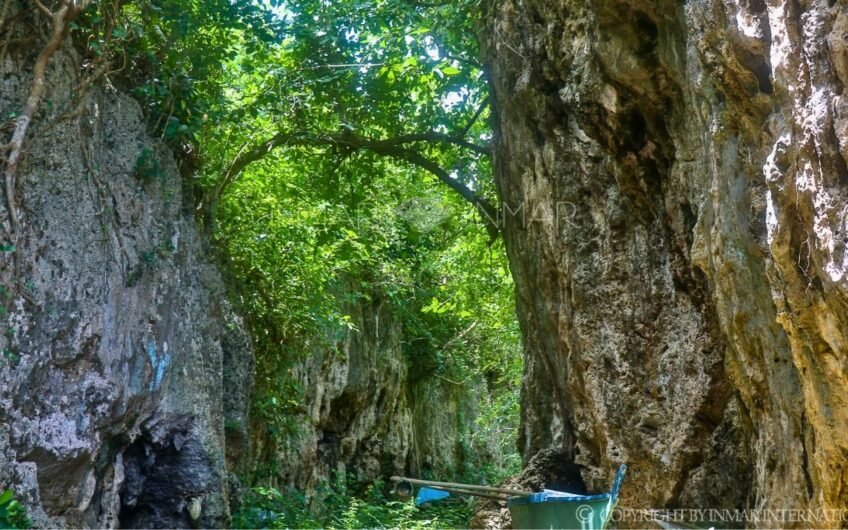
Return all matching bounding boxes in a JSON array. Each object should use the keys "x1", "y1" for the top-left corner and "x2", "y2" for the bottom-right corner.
[{"x1": 390, "y1": 476, "x2": 534, "y2": 501}]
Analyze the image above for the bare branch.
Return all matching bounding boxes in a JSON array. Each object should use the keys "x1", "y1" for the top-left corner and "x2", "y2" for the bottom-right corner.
[
  {"x1": 3, "y1": 2, "x2": 69, "y2": 236},
  {"x1": 457, "y1": 95, "x2": 490, "y2": 138},
  {"x1": 33, "y1": 0, "x2": 52, "y2": 17}
]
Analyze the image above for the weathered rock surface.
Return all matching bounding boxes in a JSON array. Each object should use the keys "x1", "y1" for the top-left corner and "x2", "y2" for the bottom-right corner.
[
  {"x1": 482, "y1": 0, "x2": 848, "y2": 522},
  {"x1": 261, "y1": 292, "x2": 488, "y2": 491},
  {"x1": 0, "y1": 41, "x2": 253, "y2": 527}
]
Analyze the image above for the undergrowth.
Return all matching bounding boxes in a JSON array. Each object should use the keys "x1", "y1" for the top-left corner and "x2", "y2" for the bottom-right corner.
[
  {"x1": 232, "y1": 480, "x2": 472, "y2": 529},
  {"x1": 0, "y1": 490, "x2": 31, "y2": 529}
]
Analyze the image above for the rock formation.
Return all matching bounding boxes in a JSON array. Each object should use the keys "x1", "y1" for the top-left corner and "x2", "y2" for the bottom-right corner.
[
  {"x1": 255, "y1": 291, "x2": 488, "y2": 491},
  {"x1": 482, "y1": 0, "x2": 848, "y2": 520},
  {"x1": 0, "y1": 41, "x2": 253, "y2": 527}
]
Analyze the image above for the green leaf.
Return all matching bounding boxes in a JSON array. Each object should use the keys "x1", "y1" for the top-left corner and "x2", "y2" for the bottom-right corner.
[{"x1": 0, "y1": 490, "x2": 13, "y2": 506}]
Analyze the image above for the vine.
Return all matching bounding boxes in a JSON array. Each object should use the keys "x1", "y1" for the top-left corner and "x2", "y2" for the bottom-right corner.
[{"x1": 0, "y1": 0, "x2": 92, "y2": 240}]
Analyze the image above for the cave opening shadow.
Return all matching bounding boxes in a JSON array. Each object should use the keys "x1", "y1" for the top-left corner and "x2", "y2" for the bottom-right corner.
[{"x1": 118, "y1": 425, "x2": 214, "y2": 529}]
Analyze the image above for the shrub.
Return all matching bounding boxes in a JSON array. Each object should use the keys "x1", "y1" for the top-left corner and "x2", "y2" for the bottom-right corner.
[
  {"x1": 232, "y1": 480, "x2": 472, "y2": 529},
  {"x1": 0, "y1": 490, "x2": 31, "y2": 529}
]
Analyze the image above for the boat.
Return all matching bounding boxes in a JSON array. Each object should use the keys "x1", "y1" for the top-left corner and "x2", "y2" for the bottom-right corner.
[
  {"x1": 391, "y1": 463, "x2": 627, "y2": 530},
  {"x1": 507, "y1": 464, "x2": 627, "y2": 529}
]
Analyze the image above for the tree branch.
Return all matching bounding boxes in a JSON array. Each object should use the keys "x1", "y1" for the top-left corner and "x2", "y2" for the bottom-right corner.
[
  {"x1": 368, "y1": 145, "x2": 498, "y2": 240},
  {"x1": 205, "y1": 129, "x2": 499, "y2": 238},
  {"x1": 2, "y1": 0, "x2": 91, "y2": 239},
  {"x1": 210, "y1": 130, "x2": 331, "y2": 207},
  {"x1": 368, "y1": 132, "x2": 490, "y2": 156},
  {"x1": 457, "y1": 95, "x2": 490, "y2": 138}
]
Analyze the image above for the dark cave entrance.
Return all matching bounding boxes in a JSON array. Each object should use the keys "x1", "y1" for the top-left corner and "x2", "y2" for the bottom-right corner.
[{"x1": 118, "y1": 424, "x2": 215, "y2": 529}]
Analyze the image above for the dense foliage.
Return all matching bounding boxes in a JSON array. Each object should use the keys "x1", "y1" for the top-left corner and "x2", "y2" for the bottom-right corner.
[
  {"x1": 22, "y1": 0, "x2": 522, "y2": 523},
  {"x1": 232, "y1": 482, "x2": 472, "y2": 529},
  {"x1": 191, "y1": 0, "x2": 522, "y2": 480}
]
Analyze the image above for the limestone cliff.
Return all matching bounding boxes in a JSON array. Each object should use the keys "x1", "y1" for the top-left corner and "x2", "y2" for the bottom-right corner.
[
  {"x1": 253, "y1": 292, "x2": 489, "y2": 491},
  {"x1": 0, "y1": 37, "x2": 253, "y2": 529},
  {"x1": 482, "y1": 0, "x2": 848, "y2": 520}
]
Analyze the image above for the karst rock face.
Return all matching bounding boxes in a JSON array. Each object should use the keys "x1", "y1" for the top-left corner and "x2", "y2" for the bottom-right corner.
[
  {"x1": 255, "y1": 292, "x2": 486, "y2": 492},
  {"x1": 482, "y1": 0, "x2": 848, "y2": 518},
  {"x1": 0, "y1": 42, "x2": 254, "y2": 528}
]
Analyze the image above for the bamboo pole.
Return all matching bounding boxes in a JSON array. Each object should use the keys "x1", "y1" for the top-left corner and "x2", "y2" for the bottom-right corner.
[
  {"x1": 390, "y1": 476, "x2": 533, "y2": 497},
  {"x1": 421, "y1": 485, "x2": 511, "y2": 501}
]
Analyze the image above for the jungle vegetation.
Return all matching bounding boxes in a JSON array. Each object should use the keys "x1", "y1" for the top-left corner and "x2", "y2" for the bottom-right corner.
[{"x1": 5, "y1": 0, "x2": 520, "y2": 526}]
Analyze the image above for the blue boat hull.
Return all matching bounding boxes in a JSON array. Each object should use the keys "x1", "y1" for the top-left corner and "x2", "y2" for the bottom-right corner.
[{"x1": 508, "y1": 465, "x2": 627, "y2": 530}]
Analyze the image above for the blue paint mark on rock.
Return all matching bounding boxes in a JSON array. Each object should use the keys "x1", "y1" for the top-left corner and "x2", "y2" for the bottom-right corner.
[{"x1": 146, "y1": 337, "x2": 171, "y2": 391}]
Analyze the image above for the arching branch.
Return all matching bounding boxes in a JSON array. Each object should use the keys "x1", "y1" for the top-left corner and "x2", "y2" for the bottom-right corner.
[
  {"x1": 363, "y1": 145, "x2": 498, "y2": 239},
  {"x1": 204, "y1": 129, "x2": 498, "y2": 237},
  {"x1": 367, "y1": 132, "x2": 490, "y2": 156}
]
